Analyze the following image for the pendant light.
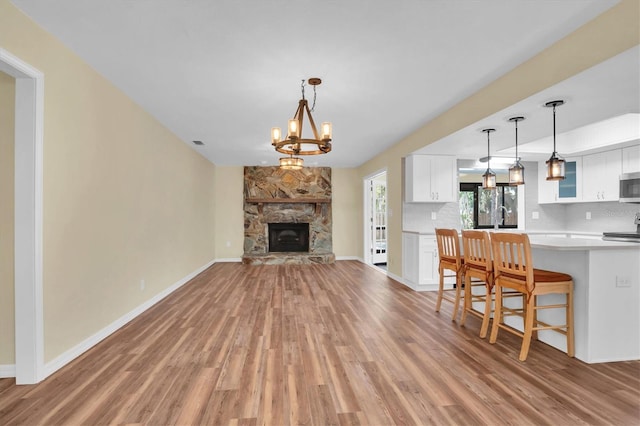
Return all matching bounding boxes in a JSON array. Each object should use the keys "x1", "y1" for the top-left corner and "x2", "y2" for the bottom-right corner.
[
  {"x1": 545, "y1": 100, "x2": 566, "y2": 181},
  {"x1": 482, "y1": 128, "x2": 496, "y2": 189},
  {"x1": 508, "y1": 116, "x2": 525, "y2": 185}
]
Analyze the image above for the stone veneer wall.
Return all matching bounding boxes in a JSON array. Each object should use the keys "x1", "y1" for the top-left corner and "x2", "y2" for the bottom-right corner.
[{"x1": 243, "y1": 166, "x2": 334, "y2": 264}]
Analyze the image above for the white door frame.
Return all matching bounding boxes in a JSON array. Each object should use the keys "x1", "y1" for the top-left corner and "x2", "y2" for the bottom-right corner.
[
  {"x1": 0, "y1": 48, "x2": 45, "y2": 384},
  {"x1": 363, "y1": 169, "x2": 387, "y2": 266}
]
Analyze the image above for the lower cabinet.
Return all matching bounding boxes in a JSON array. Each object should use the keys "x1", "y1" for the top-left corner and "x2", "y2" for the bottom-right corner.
[{"x1": 402, "y1": 233, "x2": 438, "y2": 289}]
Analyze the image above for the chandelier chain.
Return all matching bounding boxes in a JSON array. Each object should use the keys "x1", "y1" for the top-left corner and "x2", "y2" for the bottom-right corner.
[{"x1": 300, "y1": 79, "x2": 317, "y2": 112}]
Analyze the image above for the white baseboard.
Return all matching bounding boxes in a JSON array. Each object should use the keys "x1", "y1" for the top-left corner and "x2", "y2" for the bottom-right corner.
[
  {"x1": 399, "y1": 279, "x2": 437, "y2": 292},
  {"x1": 215, "y1": 257, "x2": 242, "y2": 263},
  {"x1": 336, "y1": 256, "x2": 362, "y2": 261},
  {"x1": 43, "y1": 259, "x2": 216, "y2": 380},
  {"x1": 0, "y1": 364, "x2": 16, "y2": 378}
]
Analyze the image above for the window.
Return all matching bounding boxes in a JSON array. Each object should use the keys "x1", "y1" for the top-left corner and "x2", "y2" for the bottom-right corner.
[{"x1": 459, "y1": 183, "x2": 517, "y2": 229}]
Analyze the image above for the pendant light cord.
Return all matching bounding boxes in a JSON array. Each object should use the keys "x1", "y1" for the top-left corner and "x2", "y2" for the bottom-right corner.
[
  {"x1": 515, "y1": 119, "x2": 519, "y2": 160},
  {"x1": 487, "y1": 130, "x2": 491, "y2": 169},
  {"x1": 552, "y1": 104, "x2": 557, "y2": 153}
]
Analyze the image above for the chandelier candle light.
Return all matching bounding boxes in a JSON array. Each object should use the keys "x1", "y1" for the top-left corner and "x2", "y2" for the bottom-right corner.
[
  {"x1": 482, "y1": 128, "x2": 496, "y2": 189},
  {"x1": 508, "y1": 116, "x2": 525, "y2": 185},
  {"x1": 271, "y1": 78, "x2": 332, "y2": 170},
  {"x1": 545, "y1": 100, "x2": 566, "y2": 181}
]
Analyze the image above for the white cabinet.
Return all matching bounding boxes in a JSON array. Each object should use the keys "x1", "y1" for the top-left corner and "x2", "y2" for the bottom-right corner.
[
  {"x1": 622, "y1": 144, "x2": 640, "y2": 174},
  {"x1": 405, "y1": 155, "x2": 457, "y2": 202},
  {"x1": 402, "y1": 233, "x2": 438, "y2": 289},
  {"x1": 582, "y1": 150, "x2": 622, "y2": 202},
  {"x1": 537, "y1": 158, "x2": 581, "y2": 204}
]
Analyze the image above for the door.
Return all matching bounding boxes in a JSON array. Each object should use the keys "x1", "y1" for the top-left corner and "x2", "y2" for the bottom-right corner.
[
  {"x1": 371, "y1": 177, "x2": 387, "y2": 264},
  {"x1": 365, "y1": 171, "x2": 387, "y2": 268}
]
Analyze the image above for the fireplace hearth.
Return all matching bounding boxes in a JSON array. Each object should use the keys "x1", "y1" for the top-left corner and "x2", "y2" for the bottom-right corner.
[{"x1": 269, "y1": 223, "x2": 309, "y2": 252}]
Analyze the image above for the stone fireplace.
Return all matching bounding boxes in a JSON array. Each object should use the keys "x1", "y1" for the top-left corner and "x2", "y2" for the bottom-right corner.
[{"x1": 242, "y1": 166, "x2": 335, "y2": 265}]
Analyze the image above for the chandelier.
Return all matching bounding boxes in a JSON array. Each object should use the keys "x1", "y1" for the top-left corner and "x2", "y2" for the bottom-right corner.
[{"x1": 271, "y1": 78, "x2": 332, "y2": 170}]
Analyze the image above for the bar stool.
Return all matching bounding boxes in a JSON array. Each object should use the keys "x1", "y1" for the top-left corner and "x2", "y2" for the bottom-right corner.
[
  {"x1": 489, "y1": 232, "x2": 574, "y2": 361},
  {"x1": 459, "y1": 230, "x2": 494, "y2": 338},
  {"x1": 435, "y1": 228, "x2": 464, "y2": 321}
]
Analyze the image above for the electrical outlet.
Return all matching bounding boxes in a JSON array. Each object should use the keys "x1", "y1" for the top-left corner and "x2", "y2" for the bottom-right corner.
[
  {"x1": 431, "y1": 212, "x2": 437, "y2": 220},
  {"x1": 616, "y1": 276, "x2": 631, "y2": 288},
  {"x1": 140, "y1": 279, "x2": 145, "y2": 291},
  {"x1": 532, "y1": 211, "x2": 539, "y2": 220},
  {"x1": 226, "y1": 240, "x2": 231, "y2": 247},
  {"x1": 586, "y1": 211, "x2": 591, "y2": 220}
]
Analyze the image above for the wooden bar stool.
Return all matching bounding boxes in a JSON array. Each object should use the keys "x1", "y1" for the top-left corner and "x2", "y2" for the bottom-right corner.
[
  {"x1": 489, "y1": 232, "x2": 575, "y2": 361},
  {"x1": 435, "y1": 228, "x2": 464, "y2": 321},
  {"x1": 460, "y1": 230, "x2": 494, "y2": 338}
]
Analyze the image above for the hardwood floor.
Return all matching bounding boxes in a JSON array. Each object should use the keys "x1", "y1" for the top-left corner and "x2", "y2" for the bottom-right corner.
[{"x1": 1, "y1": 260, "x2": 638, "y2": 425}]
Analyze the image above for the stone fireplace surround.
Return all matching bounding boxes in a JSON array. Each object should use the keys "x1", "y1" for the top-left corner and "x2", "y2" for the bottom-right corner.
[{"x1": 242, "y1": 166, "x2": 335, "y2": 265}]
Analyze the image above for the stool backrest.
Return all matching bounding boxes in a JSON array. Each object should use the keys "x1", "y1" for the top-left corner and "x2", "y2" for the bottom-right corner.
[
  {"x1": 490, "y1": 232, "x2": 535, "y2": 293},
  {"x1": 462, "y1": 230, "x2": 493, "y2": 284},
  {"x1": 435, "y1": 228, "x2": 462, "y2": 271}
]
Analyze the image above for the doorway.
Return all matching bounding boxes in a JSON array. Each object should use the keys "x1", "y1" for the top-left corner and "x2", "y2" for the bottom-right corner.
[
  {"x1": 0, "y1": 48, "x2": 44, "y2": 384},
  {"x1": 364, "y1": 171, "x2": 387, "y2": 269}
]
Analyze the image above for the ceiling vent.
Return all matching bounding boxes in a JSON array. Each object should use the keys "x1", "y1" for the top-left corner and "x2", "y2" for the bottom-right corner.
[{"x1": 192, "y1": 140, "x2": 204, "y2": 146}]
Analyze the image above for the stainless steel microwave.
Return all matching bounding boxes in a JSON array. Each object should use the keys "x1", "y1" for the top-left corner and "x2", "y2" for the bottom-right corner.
[{"x1": 620, "y1": 172, "x2": 640, "y2": 203}]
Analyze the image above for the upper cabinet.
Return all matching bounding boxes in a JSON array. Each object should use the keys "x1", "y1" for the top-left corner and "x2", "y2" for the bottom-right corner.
[
  {"x1": 537, "y1": 147, "x2": 630, "y2": 204},
  {"x1": 622, "y1": 144, "x2": 640, "y2": 174},
  {"x1": 538, "y1": 158, "x2": 581, "y2": 204},
  {"x1": 582, "y1": 150, "x2": 622, "y2": 202},
  {"x1": 405, "y1": 155, "x2": 457, "y2": 202}
]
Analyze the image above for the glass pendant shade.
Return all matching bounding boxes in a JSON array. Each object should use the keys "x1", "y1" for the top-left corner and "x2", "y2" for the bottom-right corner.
[
  {"x1": 280, "y1": 156, "x2": 303, "y2": 170},
  {"x1": 546, "y1": 153, "x2": 565, "y2": 181},
  {"x1": 271, "y1": 127, "x2": 281, "y2": 144},
  {"x1": 509, "y1": 161, "x2": 525, "y2": 185},
  {"x1": 287, "y1": 119, "x2": 300, "y2": 139},
  {"x1": 321, "y1": 122, "x2": 332, "y2": 141},
  {"x1": 482, "y1": 168, "x2": 496, "y2": 189}
]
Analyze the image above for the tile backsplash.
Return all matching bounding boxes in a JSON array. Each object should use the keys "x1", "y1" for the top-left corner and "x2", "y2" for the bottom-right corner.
[{"x1": 403, "y1": 201, "x2": 461, "y2": 233}]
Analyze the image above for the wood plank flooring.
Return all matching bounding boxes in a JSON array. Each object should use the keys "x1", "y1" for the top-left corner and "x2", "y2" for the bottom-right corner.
[{"x1": 1, "y1": 260, "x2": 638, "y2": 425}]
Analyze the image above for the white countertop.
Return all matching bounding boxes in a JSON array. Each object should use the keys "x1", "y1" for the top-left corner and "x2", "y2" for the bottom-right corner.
[
  {"x1": 402, "y1": 230, "x2": 639, "y2": 250},
  {"x1": 528, "y1": 235, "x2": 639, "y2": 250}
]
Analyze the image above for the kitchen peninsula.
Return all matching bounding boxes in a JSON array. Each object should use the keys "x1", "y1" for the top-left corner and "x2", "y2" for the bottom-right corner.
[
  {"x1": 402, "y1": 231, "x2": 639, "y2": 363},
  {"x1": 527, "y1": 234, "x2": 639, "y2": 363}
]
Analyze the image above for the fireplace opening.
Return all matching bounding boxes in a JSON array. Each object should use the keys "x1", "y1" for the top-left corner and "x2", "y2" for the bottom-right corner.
[{"x1": 269, "y1": 223, "x2": 309, "y2": 252}]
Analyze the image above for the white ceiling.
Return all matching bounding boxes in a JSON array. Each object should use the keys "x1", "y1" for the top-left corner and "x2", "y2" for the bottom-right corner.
[
  {"x1": 417, "y1": 46, "x2": 640, "y2": 164},
  {"x1": 11, "y1": 0, "x2": 634, "y2": 168}
]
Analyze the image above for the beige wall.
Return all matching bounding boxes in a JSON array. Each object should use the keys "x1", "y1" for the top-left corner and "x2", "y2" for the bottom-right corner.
[
  {"x1": 1, "y1": 1, "x2": 217, "y2": 362},
  {"x1": 0, "y1": 70, "x2": 15, "y2": 365},
  {"x1": 357, "y1": 0, "x2": 640, "y2": 277},
  {"x1": 213, "y1": 165, "x2": 244, "y2": 259},
  {"x1": 332, "y1": 168, "x2": 361, "y2": 258}
]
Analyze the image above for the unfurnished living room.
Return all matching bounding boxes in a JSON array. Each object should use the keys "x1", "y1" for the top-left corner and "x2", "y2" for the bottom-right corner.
[{"x1": 1, "y1": 1, "x2": 639, "y2": 425}]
